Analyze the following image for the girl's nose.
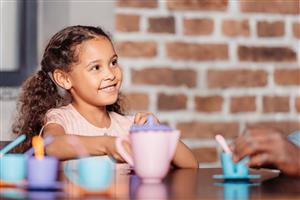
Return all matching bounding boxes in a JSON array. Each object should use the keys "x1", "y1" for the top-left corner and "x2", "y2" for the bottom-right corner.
[{"x1": 103, "y1": 66, "x2": 115, "y2": 80}]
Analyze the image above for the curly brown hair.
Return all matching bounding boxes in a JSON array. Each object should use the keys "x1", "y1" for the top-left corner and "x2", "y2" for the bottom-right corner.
[{"x1": 12, "y1": 25, "x2": 125, "y2": 153}]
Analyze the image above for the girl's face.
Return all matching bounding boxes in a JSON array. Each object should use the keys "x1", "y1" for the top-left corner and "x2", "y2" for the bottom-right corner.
[{"x1": 68, "y1": 37, "x2": 122, "y2": 107}]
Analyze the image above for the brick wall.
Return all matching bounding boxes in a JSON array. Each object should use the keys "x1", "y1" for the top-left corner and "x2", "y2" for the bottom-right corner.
[{"x1": 114, "y1": 0, "x2": 300, "y2": 167}]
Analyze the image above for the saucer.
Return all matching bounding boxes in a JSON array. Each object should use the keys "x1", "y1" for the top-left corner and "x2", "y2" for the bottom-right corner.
[
  {"x1": 213, "y1": 174, "x2": 261, "y2": 181},
  {"x1": 0, "y1": 180, "x2": 26, "y2": 188},
  {"x1": 214, "y1": 182, "x2": 260, "y2": 187},
  {"x1": 26, "y1": 181, "x2": 63, "y2": 190}
]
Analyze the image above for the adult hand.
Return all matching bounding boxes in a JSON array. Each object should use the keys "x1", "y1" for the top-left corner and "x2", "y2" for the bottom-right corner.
[{"x1": 232, "y1": 128, "x2": 300, "y2": 176}]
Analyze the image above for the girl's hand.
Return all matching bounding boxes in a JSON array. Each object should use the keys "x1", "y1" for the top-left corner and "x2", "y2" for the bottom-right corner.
[
  {"x1": 134, "y1": 112, "x2": 160, "y2": 125},
  {"x1": 232, "y1": 129, "x2": 300, "y2": 176},
  {"x1": 105, "y1": 136, "x2": 132, "y2": 163}
]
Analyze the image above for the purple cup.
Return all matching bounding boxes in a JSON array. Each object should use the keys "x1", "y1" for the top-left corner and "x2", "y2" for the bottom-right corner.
[{"x1": 27, "y1": 156, "x2": 58, "y2": 187}]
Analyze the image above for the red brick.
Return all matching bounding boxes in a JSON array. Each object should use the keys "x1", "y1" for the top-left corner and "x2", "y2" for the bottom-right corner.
[
  {"x1": 116, "y1": 41, "x2": 157, "y2": 58},
  {"x1": 157, "y1": 93, "x2": 187, "y2": 111},
  {"x1": 191, "y1": 147, "x2": 218, "y2": 163},
  {"x1": 246, "y1": 121, "x2": 300, "y2": 136},
  {"x1": 124, "y1": 92, "x2": 149, "y2": 111},
  {"x1": 238, "y1": 46, "x2": 297, "y2": 62},
  {"x1": 183, "y1": 18, "x2": 214, "y2": 35},
  {"x1": 230, "y1": 96, "x2": 256, "y2": 113},
  {"x1": 148, "y1": 16, "x2": 175, "y2": 33},
  {"x1": 274, "y1": 69, "x2": 300, "y2": 86},
  {"x1": 207, "y1": 69, "x2": 268, "y2": 88},
  {"x1": 257, "y1": 21, "x2": 284, "y2": 37},
  {"x1": 167, "y1": 0, "x2": 228, "y2": 11},
  {"x1": 296, "y1": 97, "x2": 300, "y2": 112},
  {"x1": 263, "y1": 96, "x2": 289, "y2": 113},
  {"x1": 240, "y1": 0, "x2": 300, "y2": 14},
  {"x1": 293, "y1": 22, "x2": 300, "y2": 38},
  {"x1": 166, "y1": 42, "x2": 228, "y2": 61},
  {"x1": 222, "y1": 20, "x2": 250, "y2": 37},
  {"x1": 195, "y1": 96, "x2": 223, "y2": 112},
  {"x1": 115, "y1": 14, "x2": 140, "y2": 32},
  {"x1": 132, "y1": 68, "x2": 197, "y2": 88},
  {"x1": 176, "y1": 121, "x2": 239, "y2": 139},
  {"x1": 117, "y1": 0, "x2": 157, "y2": 8}
]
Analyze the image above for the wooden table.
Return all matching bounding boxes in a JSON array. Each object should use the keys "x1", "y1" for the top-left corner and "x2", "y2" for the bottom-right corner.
[{"x1": 0, "y1": 168, "x2": 299, "y2": 199}]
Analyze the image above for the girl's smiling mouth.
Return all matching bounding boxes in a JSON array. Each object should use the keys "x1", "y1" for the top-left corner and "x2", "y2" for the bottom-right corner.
[{"x1": 99, "y1": 83, "x2": 118, "y2": 92}]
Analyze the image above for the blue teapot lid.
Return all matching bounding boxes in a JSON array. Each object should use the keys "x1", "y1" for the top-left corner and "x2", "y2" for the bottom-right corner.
[{"x1": 130, "y1": 115, "x2": 172, "y2": 133}]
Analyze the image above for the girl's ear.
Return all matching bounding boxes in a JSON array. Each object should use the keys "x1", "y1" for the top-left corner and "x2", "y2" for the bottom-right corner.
[{"x1": 52, "y1": 69, "x2": 72, "y2": 90}]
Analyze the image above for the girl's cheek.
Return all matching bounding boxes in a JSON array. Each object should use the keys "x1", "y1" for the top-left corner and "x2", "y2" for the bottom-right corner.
[{"x1": 116, "y1": 68, "x2": 123, "y2": 80}]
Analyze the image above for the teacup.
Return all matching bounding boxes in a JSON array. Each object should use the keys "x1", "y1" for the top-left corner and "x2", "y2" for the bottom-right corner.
[
  {"x1": 63, "y1": 156, "x2": 114, "y2": 191},
  {"x1": 27, "y1": 156, "x2": 59, "y2": 187},
  {"x1": 0, "y1": 154, "x2": 27, "y2": 183},
  {"x1": 116, "y1": 130, "x2": 180, "y2": 183},
  {"x1": 221, "y1": 153, "x2": 249, "y2": 178}
]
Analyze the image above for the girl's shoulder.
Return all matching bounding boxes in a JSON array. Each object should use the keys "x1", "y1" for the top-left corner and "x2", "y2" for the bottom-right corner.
[{"x1": 44, "y1": 104, "x2": 77, "y2": 134}]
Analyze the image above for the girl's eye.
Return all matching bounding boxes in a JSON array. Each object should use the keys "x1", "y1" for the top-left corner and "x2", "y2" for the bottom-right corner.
[
  {"x1": 112, "y1": 59, "x2": 118, "y2": 67},
  {"x1": 91, "y1": 65, "x2": 100, "y2": 71}
]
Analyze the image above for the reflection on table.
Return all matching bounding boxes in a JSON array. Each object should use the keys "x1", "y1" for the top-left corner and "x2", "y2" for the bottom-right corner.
[{"x1": 1, "y1": 167, "x2": 300, "y2": 199}]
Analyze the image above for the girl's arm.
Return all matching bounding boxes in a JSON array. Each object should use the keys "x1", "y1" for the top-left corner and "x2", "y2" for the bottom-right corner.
[
  {"x1": 43, "y1": 123, "x2": 125, "y2": 161},
  {"x1": 43, "y1": 112, "x2": 155, "y2": 161},
  {"x1": 172, "y1": 141, "x2": 199, "y2": 168}
]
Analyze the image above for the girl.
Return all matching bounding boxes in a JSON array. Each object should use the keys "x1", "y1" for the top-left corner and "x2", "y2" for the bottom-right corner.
[{"x1": 12, "y1": 25, "x2": 198, "y2": 168}]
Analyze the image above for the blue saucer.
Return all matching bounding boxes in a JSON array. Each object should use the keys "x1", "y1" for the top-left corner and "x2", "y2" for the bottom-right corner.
[{"x1": 213, "y1": 174, "x2": 260, "y2": 180}]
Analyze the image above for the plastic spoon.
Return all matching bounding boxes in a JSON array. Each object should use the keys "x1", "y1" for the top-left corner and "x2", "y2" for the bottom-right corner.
[
  {"x1": 215, "y1": 134, "x2": 232, "y2": 155},
  {"x1": 32, "y1": 136, "x2": 44, "y2": 159},
  {"x1": 0, "y1": 134, "x2": 26, "y2": 157},
  {"x1": 25, "y1": 136, "x2": 54, "y2": 156}
]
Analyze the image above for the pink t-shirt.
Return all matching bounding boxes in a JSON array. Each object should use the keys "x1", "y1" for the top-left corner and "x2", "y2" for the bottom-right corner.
[{"x1": 44, "y1": 104, "x2": 133, "y2": 137}]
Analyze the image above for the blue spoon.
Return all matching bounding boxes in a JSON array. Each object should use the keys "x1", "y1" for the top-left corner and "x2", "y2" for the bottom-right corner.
[{"x1": 0, "y1": 134, "x2": 26, "y2": 156}]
